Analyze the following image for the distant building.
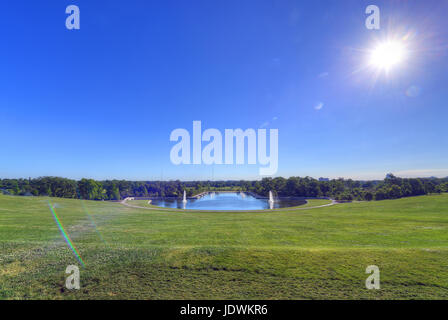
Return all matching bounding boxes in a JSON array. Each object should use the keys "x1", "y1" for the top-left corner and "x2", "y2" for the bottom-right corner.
[{"x1": 319, "y1": 177, "x2": 329, "y2": 181}]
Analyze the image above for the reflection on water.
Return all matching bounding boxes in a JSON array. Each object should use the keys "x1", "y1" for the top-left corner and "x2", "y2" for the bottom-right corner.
[{"x1": 151, "y1": 192, "x2": 306, "y2": 211}]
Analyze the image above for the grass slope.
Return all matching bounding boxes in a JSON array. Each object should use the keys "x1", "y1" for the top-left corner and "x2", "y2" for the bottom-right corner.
[{"x1": 0, "y1": 194, "x2": 447, "y2": 299}]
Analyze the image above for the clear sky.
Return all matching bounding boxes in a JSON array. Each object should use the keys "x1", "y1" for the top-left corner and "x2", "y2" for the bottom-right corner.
[{"x1": 1, "y1": 0, "x2": 448, "y2": 181}]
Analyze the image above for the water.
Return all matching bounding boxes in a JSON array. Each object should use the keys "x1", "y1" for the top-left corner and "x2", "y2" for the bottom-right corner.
[{"x1": 150, "y1": 192, "x2": 307, "y2": 211}]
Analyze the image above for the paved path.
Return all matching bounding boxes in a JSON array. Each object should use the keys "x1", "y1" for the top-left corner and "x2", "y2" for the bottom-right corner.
[{"x1": 120, "y1": 198, "x2": 338, "y2": 212}]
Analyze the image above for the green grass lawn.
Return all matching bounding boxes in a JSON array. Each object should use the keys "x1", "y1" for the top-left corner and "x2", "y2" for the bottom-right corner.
[{"x1": 0, "y1": 194, "x2": 447, "y2": 299}]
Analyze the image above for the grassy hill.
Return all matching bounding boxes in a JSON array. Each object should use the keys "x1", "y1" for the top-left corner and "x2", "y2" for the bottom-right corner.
[{"x1": 0, "y1": 194, "x2": 447, "y2": 299}]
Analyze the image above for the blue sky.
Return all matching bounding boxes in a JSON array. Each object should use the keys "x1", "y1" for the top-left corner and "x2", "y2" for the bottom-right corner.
[{"x1": 1, "y1": 0, "x2": 448, "y2": 180}]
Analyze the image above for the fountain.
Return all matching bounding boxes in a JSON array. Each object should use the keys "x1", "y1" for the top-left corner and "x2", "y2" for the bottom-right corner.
[
  {"x1": 268, "y1": 191, "x2": 274, "y2": 209},
  {"x1": 269, "y1": 191, "x2": 274, "y2": 203},
  {"x1": 181, "y1": 190, "x2": 187, "y2": 209}
]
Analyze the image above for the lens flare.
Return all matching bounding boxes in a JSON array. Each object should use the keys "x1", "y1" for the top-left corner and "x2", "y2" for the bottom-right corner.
[
  {"x1": 80, "y1": 199, "x2": 107, "y2": 244},
  {"x1": 48, "y1": 200, "x2": 85, "y2": 267}
]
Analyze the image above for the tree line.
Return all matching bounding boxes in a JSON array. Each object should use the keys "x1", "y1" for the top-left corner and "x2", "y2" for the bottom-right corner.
[{"x1": 0, "y1": 174, "x2": 447, "y2": 201}]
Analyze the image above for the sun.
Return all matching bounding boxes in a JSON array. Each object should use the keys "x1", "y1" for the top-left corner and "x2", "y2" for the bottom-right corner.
[{"x1": 369, "y1": 41, "x2": 406, "y2": 71}]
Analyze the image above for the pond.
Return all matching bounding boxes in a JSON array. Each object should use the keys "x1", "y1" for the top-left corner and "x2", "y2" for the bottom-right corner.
[{"x1": 150, "y1": 192, "x2": 307, "y2": 211}]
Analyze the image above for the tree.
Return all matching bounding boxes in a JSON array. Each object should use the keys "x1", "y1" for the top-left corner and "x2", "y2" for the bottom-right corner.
[
  {"x1": 78, "y1": 179, "x2": 104, "y2": 200},
  {"x1": 443, "y1": 183, "x2": 448, "y2": 193},
  {"x1": 409, "y1": 179, "x2": 425, "y2": 196},
  {"x1": 364, "y1": 191, "x2": 374, "y2": 201},
  {"x1": 434, "y1": 185, "x2": 443, "y2": 194},
  {"x1": 375, "y1": 188, "x2": 387, "y2": 200},
  {"x1": 389, "y1": 185, "x2": 402, "y2": 199}
]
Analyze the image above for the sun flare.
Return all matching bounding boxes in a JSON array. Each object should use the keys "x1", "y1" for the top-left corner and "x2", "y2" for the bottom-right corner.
[{"x1": 369, "y1": 41, "x2": 406, "y2": 71}]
